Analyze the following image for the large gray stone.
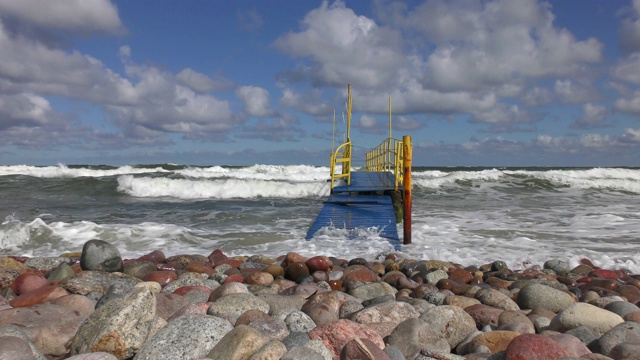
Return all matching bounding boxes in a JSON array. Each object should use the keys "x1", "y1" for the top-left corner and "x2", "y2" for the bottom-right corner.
[
  {"x1": 598, "y1": 321, "x2": 640, "y2": 356},
  {"x1": 348, "y1": 282, "x2": 397, "y2": 301},
  {"x1": 70, "y1": 287, "x2": 156, "y2": 359},
  {"x1": 207, "y1": 325, "x2": 267, "y2": 359},
  {"x1": 208, "y1": 293, "x2": 270, "y2": 318},
  {"x1": 386, "y1": 317, "x2": 450, "y2": 359},
  {"x1": 284, "y1": 310, "x2": 316, "y2": 333},
  {"x1": 134, "y1": 314, "x2": 233, "y2": 360},
  {"x1": 419, "y1": 305, "x2": 477, "y2": 349},
  {"x1": 0, "y1": 324, "x2": 47, "y2": 360},
  {"x1": 59, "y1": 271, "x2": 140, "y2": 296},
  {"x1": 80, "y1": 239, "x2": 124, "y2": 272},
  {"x1": 548, "y1": 302, "x2": 624, "y2": 336},
  {"x1": 0, "y1": 304, "x2": 88, "y2": 357},
  {"x1": 517, "y1": 283, "x2": 575, "y2": 313},
  {"x1": 349, "y1": 300, "x2": 419, "y2": 326}
]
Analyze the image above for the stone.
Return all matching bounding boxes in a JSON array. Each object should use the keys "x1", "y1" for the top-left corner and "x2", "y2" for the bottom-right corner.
[
  {"x1": 59, "y1": 271, "x2": 140, "y2": 296},
  {"x1": 285, "y1": 262, "x2": 310, "y2": 282},
  {"x1": 249, "y1": 340, "x2": 288, "y2": 360},
  {"x1": 545, "y1": 333, "x2": 591, "y2": 357},
  {"x1": 155, "y1": 292, "x2": 190, "y2": 320},
  {"x1": 281, "y1": 346, "x2": 324, "y2": 360},
  {"x1": 517, "y1": 283, "x2": 575, "y2": 313},
  {"x1": 52, "y1": 294, "x2": 96, "y2": 316},
  {"x1": 95, "y1": 282, "x2": 135, "y2": 309},
  {"x1": 309, "y1": 319, "x2": 385, "y2": 359},
  {"x1": 348, "y1": 281, "x2": 397, "y2": 301},
  {"x1": 340, "y1": 338, "x2": 390, "y2": 360},
  {"x1": 123, "y1": 261, "x2": 157, "y2": 280},
  {"x1": 443, "y1": 295, "x2": 481, "y2": 309},
  {"x1": 301, "y1": 300, "x2": 339, "y2": 326},
  {"x1": 597, "y1": 321, "x2": 640, "y2": 356},
  {"x1": 284, "y1": 310, "x2": 317, "y2": 333},
  {"x1": 465, "y1": 304, "x2": 504, "y2": 329},
  {"x1": 566, "y1": 325, "x2": 600, "y2": 345},
  {"x1": 70, "y1": 287, "x2": 156, "y2": 359},
  {"x1": 282, "y1": 331, "x2": 310, "y2": 350},
  {"x1": 386, "y1": 317, "x2": 450, "y2": 359},
  {"x1": 11, "y1": 273, "x2": 48, "y2": 295},
  {"x1": 9, "y1": 285, "x2": 68, "y2": 307},
  {"x1": 257, "y1": 294, "x2": 306, "y2": 317},
  {"x1": 209, "y1": 282, "x2": 250, "y2": 302},
  {"x1": 161, "y1": 273, "x2": 206, "y2": 293},
  {"x1": 419, "y1": 305, "x2": 478, "y2": 349},
  {"x1": 467, "y1": 331, "x2": 519, "y2": 354},
  {"x1": 246, "y1": 271, "x2": 274, "y2": 286},
  {"x1": 0, "y1": 304, "x2": 88, "y2": 357},
  {"x1": 350, "y1": 300, "x2": 419, "y2": 326},
  {"x1": 66, "y1": 353, "x2": 119, "y2": 360},
  {"x1": 0, "y1": 324, "x2": 47, "y2": 360},
  {"x1": 237, "y1": 309, "x2": 272, "y2": 326},
  {"x1": 207, "y1": 325, "x2": 267, "y2": 359},
  {"x1": 46, "y1": 263, "x2": 75, "y2": 282},
  {"x1": 133, "y1": 314, "x2": 233, "y2": 359},
  {"x1": 208, "y1": 293, "x2": 270, "y2": 318},
  {"x1": 475, "y1": 288, "x2": 519, "y2": 311},
  {"x1": 263, "y1": 265, "x2": 285, "y2": 278},
  {"x1": 608, "y1": 342, "x2": 640, "y2": 359},
  {"x1": 503, "y1": 333, "x2": 571, "y2": 359},
  {"x1": 248, "y1": 318, "x2": 289, "y2": 342},
  {"x1": 342, "y1": 265, "x2": 380, "y2": 283},
  {"x1": 306, "y1": 256, "x2": 332, "y2": 273},
  {"x1": 544, "y1": 259, "x2": 571, "y2": 275},
  {"x1": 80, "y1": 239, "x2": 124, "y2": 272},
  {"x1": 604, "y1": 301, "x2": 640, "y2": 318},
  {"x1": 498, "y1": 310, "x2": 535, "y2": 330},
  {"x1": 548, "y1": 302, "x2": 624, "y2": 336}
]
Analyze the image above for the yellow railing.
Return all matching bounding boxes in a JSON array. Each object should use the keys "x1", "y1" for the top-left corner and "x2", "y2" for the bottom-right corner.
[
  {"x1": 330, "y1": 141, "x2": 352, "y2": 189},
  {"x1": 365, "y1": 137, "x2": 404, "y2": 190}
]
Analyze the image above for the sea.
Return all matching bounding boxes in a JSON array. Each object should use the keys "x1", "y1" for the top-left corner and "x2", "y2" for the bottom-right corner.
[{"x1": 1, "y1": 164, "x2": 640, "y2": 273}]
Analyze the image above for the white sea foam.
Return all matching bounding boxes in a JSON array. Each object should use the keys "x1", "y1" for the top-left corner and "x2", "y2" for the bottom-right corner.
[
  {"x1": 175, "y1": 164, "x2": 330, "y2": 182},
  {"x1": 0, "y1": 164, "x2": 168, "y2": 178},
  {"x1": 117, "y1": 175, "x2": 331, "y2": 199}
]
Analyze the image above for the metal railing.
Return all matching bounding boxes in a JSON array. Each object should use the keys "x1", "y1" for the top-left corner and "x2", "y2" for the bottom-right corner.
[
  {"x1": 330, "y1": 141, "x2": 352, "y2": 189},
  {"x1": 365, "y1": 137, "x2": 404, "y2": 190}
]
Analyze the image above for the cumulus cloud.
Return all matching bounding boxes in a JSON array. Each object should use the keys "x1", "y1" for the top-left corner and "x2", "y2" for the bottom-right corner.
[
  {"x1": 619, "y1": 0, "x2": 640, "y2": 55},
  {"x1": 176, "y1": 68, "x2": 232, "y2": 93},
  {"x1": 236, "y1": 86, "x2": 276, "y2": 117},
  {"x1": 573, "y1": 103, "x2": 609, "y2": 129}
]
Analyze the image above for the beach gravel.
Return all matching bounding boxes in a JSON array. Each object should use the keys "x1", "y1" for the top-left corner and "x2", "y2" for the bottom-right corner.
[{"x1": 4, "y1": 244, "x2": 640, "y2": 359}]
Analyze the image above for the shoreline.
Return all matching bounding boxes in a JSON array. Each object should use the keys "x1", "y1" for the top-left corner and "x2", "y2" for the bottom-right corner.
[{"x1": 1, "y1": 239, "x2": 640, "y2": 359}]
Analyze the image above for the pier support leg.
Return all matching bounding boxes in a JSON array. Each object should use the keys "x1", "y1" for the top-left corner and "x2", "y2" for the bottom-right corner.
[{"x1": 403, "y1": 136, "x2": 412, "y2": 244}]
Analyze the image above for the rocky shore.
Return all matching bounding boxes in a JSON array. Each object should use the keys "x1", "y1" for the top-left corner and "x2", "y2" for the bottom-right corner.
[{"x1": 1, "y1": 239, "x2": 640, "y2": 360}]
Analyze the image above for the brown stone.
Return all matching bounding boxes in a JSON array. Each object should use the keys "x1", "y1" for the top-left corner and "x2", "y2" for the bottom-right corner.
[
  {"x1": 246, "y1": 271, "x2": 274, "y2": 286},
  {"x1": 468, "y1": 330, "x2": 519, "y2": 354},
  {"x1": 465, "y1": 303, "x2": 504, "y2": 329},
  {"x1": 443, "y1": 295, "x2": 481, "y2": 309},
  {"x1": 224, "y1": 274, "x2": 245, "y2": 284},
  {"x1": 284, "y1": 262, "x2": 309, "y2": 282},
  {"x1": 236, "y1": 309, "x2": 272, "y2": 326},
  {"x1": 263, "y1": 264, "x2": 285, "y2": 278},
  {"x1": 449, "y1": 268, "x2": 474, "y2": 284},
  {"x1": 9, "y1": 285, "x2": 68, "y2": 307},
  {"x1": 281, "y1": 252, "x2": 307, "y2": 267},
  {"x1": 185, "y1": 261, "x2": 214, "y2": 275},
  {"x1": 485, "y1": 276, "x2": 511, "y2": 289},
  {"x1": 142, "y1": 270, "x2": 177, "y2": 287},
  {"x1": 617, "y1": 284, "x2": 640, "y2": 303},
  {"x1": 309, "y1": 319, "x2": 384, "y2": 359},
  {"x1": 343, "y1": 265, "x2": 380, "y2": 283},
  {"x1": 340, "y1": 338, "x2": 390, "y2": 360},
  {"x1": 504, "y1": 333, "x2": 571, "y2": 359},
  {"x1": 11, "y1": 273, "x2": 49, "y2": 295}
]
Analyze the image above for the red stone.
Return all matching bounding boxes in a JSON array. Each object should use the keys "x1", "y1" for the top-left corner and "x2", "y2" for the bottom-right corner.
[
  {"x1": 223, "y1": 274, "x2": 245, "y2": 284},
  {"x1": 9, "y1": 285, "x2": 68, "y2": 307},
  {"x1": 8, "y1": 256, "x2": 29, "y2": 263},
  {"x1": 173, "y1": 286, "x2": 213, "y2": 297},
  {"x1": 11, "y1": 273, "x2": 49, "y2": 296},
  {"x1": 306, "y1": 256, "x2": 332, "y2": 273},
  {"x1": 309, "y1": 319, "x2": 384, "y2": 359},
  {"x1": 281, "y1": 252, "x2": 307, "y2": 268},
  {"x1": 143, "y1": 270, "x2": 177, "y2": 287},
  {"x1": 156, "y1": 263, "x2": 179, "y2": 271},
  {"x1": 576, "y1": 276, "x2": 593, "y2": 284},
  {"x1": 504, "y1": 334, "x2": 571, "y2": 360},
  {"x1": 449, "y1": 268, "x2": 474, "y2": 284},
  {"x1": 185, "y1": 262, "x2": 215, "y2": 275},
  {"x1": 465, "y1": 304, "x2": 504, "y2": 329},
  {"x1": 590, "y1": 269, "x2": 619, "y2": 279},
  {"x1": 342, "y1": 265, "x2": 380, "y2": 283},
  {"x1": 207, "y1": 249, "x2": 228, "y2": 263},
  {"x1": 214, "y1": 259, "x2": 243, "y2": 269}
]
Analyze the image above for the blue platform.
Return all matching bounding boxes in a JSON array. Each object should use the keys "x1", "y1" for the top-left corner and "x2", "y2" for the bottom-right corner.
[{"x1": 306, "y1": 171, "x2": 401, "y2": 249}]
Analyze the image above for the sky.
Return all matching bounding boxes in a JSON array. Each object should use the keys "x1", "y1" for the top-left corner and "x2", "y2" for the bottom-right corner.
[{"x1": 1, "y1": 0, "x2": 640, "y2": 167}]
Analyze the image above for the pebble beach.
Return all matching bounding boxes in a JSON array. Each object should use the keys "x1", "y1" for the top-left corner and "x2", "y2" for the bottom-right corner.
[{"x1": 2, "y1": 239, "x2": 640, "y2": 360}]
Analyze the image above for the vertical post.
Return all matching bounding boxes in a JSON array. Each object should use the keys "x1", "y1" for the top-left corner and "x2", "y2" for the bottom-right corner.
[{"x1": 403, "y1": 135, "x2": 412, "y2": 244}]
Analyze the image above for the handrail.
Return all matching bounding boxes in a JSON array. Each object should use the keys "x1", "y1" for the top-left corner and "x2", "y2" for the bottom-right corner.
[
  {"x1": 365, "y1": 137, "x2": 404, "y2": 190},
  {"x1": 330, "y1": 141, "x2": 352, "y2": 189}
]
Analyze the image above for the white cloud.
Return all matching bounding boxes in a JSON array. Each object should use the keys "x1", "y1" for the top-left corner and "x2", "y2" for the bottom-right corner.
[
  {"x1": 358, "y1": 114, "x2": 378, "y2": 129},
  {"x1": 619, "y1": 0, "x2": 640, "y2": 54},
  {"x1": 279, "y1": 87, "x2": 333, "y2": 116},
  {"x1": 554, "y1": 79, "x2": 596, "y2": 104},
  {"x1": 274, "y1": 0, "x2": 405, "y2": 89},
  {"x1": 395, "y1": 116, "x2": 422, "y2": 131},
  {"x1": 614, "y1": 91, "x2": 640, "y2": 115},
  {"x1": 0, "y1": 93, "x2": 52, "y2": 129},
  {"x1": 621, "y1": 128, "x2": 640, "y2": 143},
  {"x1": 0, "y1": 0, "x2": 124, "y2": 34},
  {"x1": 612, "y1": 53, "x2": 640, "y2": 85},
  {"x1": 577, "y1": 103, "x2": 607, "y2": 127},
  {"x1": 236, "y1": 86, "x2": 276, "y2": 117},
  {"x1": 176, "y1": 68, "x2": 230, "y2": 93}
]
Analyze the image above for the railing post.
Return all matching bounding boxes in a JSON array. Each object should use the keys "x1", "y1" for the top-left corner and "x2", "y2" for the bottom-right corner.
[{"x1": 402, "y1": 135, "x2": 412, "y2": 244}]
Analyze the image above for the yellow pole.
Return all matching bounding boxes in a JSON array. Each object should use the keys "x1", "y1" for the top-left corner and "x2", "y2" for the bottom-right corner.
[
  {"x1": 346, "y1": 84, "x2": 352, "y2": 142},
  {"x1": 389, "y1": 96, "x2": 392, "y2": 139},
  {"x1": 403, "y1": 135, "x2": 412, "y2": 245}
]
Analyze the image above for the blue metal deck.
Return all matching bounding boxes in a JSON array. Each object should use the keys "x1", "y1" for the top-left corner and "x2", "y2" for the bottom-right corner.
[
  {"x1": 332, "y1": 171, "x2": 399, "y2": 193},
  {"x1": 306, "y1": 171, "x2": 401, "y2": 249}
]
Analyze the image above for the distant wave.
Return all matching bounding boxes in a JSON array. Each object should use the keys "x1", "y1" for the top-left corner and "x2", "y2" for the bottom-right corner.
[
  {"x1": 117, "y1": 175, "x2": 331, "y2": 199},
  {"x1": 412, "y1": 167, "x2": 640, "y2": 193},
  {"x1": 0, "y1": 164, "x2": 169, "y2": 178}
]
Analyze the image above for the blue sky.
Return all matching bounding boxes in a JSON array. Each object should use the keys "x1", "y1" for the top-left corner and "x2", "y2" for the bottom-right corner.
[{"x1": 1, "y1": 0, "x2": 640, "y2": 167}]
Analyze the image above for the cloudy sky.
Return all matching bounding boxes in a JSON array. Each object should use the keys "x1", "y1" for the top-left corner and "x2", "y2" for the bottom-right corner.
[{"x1": 1, "y1": 0, "x2": 640, "y2": 166}]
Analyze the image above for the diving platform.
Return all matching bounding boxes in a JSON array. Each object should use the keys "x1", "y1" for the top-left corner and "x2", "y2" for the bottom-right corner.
[
  {"x1": 305, "y1": 84, "x2": 413, "y2": 248},
  {"x1": 305, "y1": 172, "x2": 401, "y2": 249}
]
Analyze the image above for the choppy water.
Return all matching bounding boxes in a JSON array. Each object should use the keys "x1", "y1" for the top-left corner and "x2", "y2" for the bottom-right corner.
[{"x1": 1, "y1": 164, "x2": 639, "y2": 272}]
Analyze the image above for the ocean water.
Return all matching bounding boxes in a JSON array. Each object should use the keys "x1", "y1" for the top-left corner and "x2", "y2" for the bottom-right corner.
[{"x1": 1, "y1": 164, "x2": 640, "y2": 273}]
